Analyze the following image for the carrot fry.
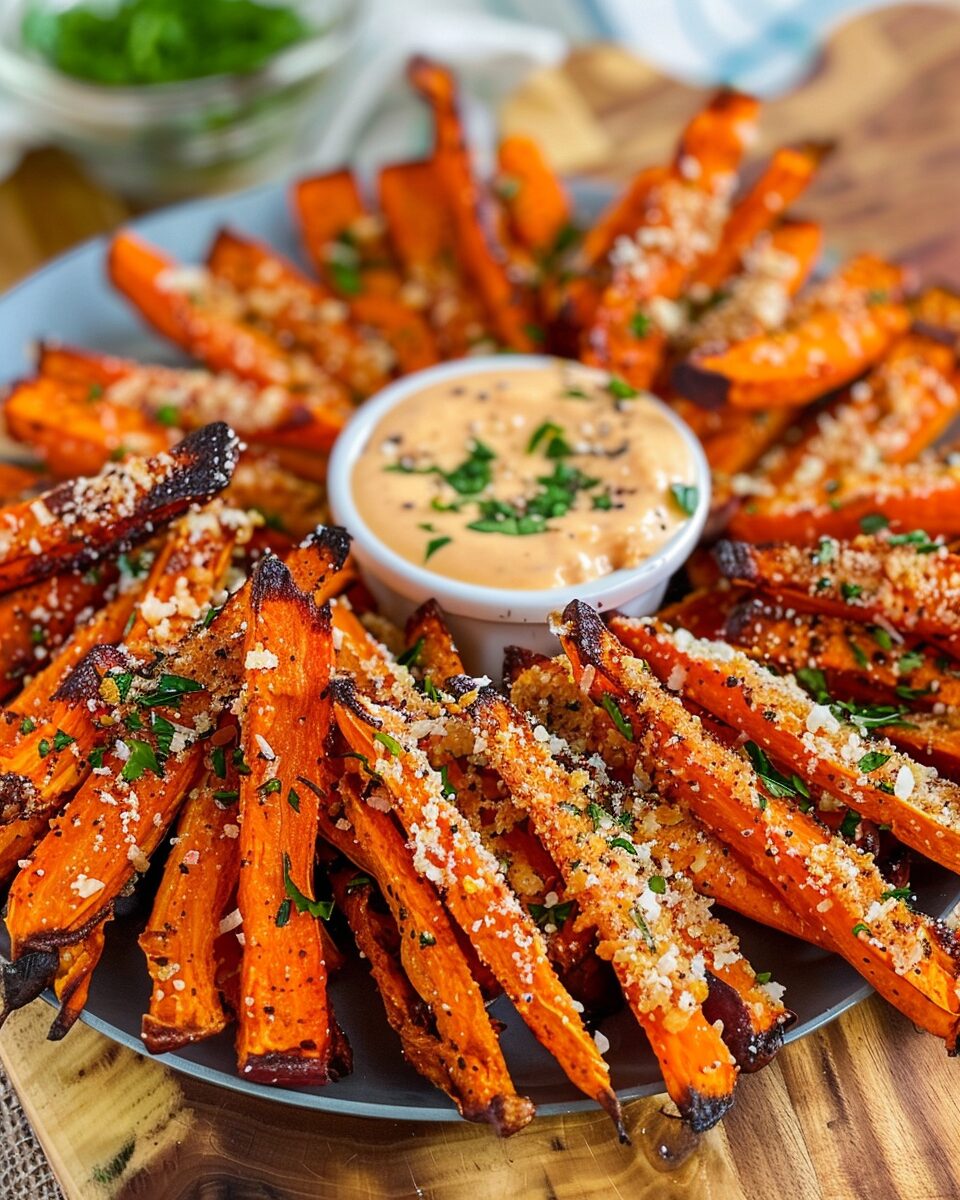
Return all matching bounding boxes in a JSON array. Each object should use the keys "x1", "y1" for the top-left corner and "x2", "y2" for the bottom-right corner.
[
  {"x1": 714, "y1": 536, "x2": 960, "y2": 656},
  {"x1": 911, "y1": 285, "x2": 960, "y2": 345},
  {"x1": 578, "y1": 167, "x2": 670, "y2": 272},
  {"x1": 403, "y1": 598, "x2": 465, "y2": 683},
  {"x1": 235, "y1": 556, "x2": 348, "y2": 1085},
  {"x1": 6, "y1": 376, "x2": 172, "y2": 477},
  {"x1": 408, "y1": 56, "x2": 538, "y2": 351},
  {"x1": 0, "y1": 566, "x2": 114, "y2": 704},
  {"x1": 139, "y1": 738, "x2": 242, "y2": 1053},
  {"x1": 330, "y1": 678, "x2": 624, "y2": 1134},
  {"x1": 0, "y1": 423, "x2": 237, "y2": 595},
  {"x1": 728, "y1": 459, "x2": 960, "y2": 543},
  {"x1": 495, "y1": 135, "x2": 571, "y2": 259},
  {"x1": 559, "y1": 602, "x2": 960, "y2": 1048},
  {"x1": 611, "y1": 615, "x2": 960, "y2": 877},
  {"x1": 674, "y1": 255, "x2": 910, "y2": 409},
  {"x1": 454, "y1": 681, "x2": 752, "y2": 1128},
  {"x1": 583, "y1": 91, "x2": 759, "y2": 387},
  {"x1": 206, "y1": 228, "x2": 392, "y2": 398},
  {"x1": 49, "y1": 924, "x2": 107, "y2": 1040},
  {"x1": 292, "y1": 171, "x2": 440, "y2": 373},
  {"x1": 317, "y1": 777, "x2": 534, "y2": 1133},
  {"x1": 109, "y1": 233, "x2": 353, "y2": 449},
  {"x1": 691, "y1": 144, "x2": 831, "y2": 291}
]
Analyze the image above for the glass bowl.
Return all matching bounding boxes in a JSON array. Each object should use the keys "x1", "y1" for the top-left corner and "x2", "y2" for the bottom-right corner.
[{"x1": 0, "y1": 0, "x2": 366, "y2": 202}]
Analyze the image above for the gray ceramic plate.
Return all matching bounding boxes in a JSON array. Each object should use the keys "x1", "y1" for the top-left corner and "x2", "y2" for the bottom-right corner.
[{"x1": 0, "y1": 178, "x2": 956, "y2": 1121}]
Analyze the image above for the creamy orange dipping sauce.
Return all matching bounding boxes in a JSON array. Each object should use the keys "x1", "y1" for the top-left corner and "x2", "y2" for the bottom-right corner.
[{"x1": 352, "y1": 362, "x2": 699, "y2": 590}]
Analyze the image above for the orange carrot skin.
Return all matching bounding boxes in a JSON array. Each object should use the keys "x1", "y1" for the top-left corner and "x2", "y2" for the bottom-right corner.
[
  {"x1": 236, "y1": 558, "x2": 347, "y2": 1085},
  {"x1": 496, "y1": 135, "x2": 571, "y2": 257},
  {"x1": 140, "y1": 747, "x2": 242, "y2": 1054},
  {"x1": 560, "y1": 603, "x2": 960, "y2": 1046},
  {"x1": 332, "y1": 683, "x2": 622, "y2": 1129},
  {"x1": 408, "y1": 57, "x2": 538, "y2": 352}
]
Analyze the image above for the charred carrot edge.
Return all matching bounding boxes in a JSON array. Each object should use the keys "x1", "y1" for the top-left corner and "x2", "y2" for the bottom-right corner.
[
  {"x1": 496, "y1": 135, "x2": 571, "y2": 258},
  {"x1": 455, "y1": 680, "x2": 750, "y2": 1125},
  {"x1": 714, "y1": 537, "x2": 960, "y2": 654},
  {"x1": 728, "y1": 461, "x2": 960, "y2": 544},
  {"x1": 206, "y1": 228, "x2": 390, "y2": 399},
  {"x1": 675, "y1": 255, "x2": 910, "y2": 409},
  {"x1": 331, "y1": 679, "x2": 624, "y2": 1134},
  {"x1": 691, "y1": 143, "x2": 831, "y2": 291},
  {"x1": 235, "y1": 557, "x2": 348, "y2": 1085},
  {"x1": 316, "y1": 777, "x2": 534, "y2": 1133},
  {"x1": 751, "y1": 334, "x2": 960, "y2": 502},
  {"x1": 0, "y1": 565, "x2": 113, "y2": 705},
  {"x1": 408, "y1": 56, "x2": 537, "y2": 352},
  {"x1": 611, "y1": 615, "x2": 960, "y2": 881},
  {"x1": 5, "y1": 376, "x2": 172, "y2": 477},
  {"x1": 582, "y1": 91, "x2": 759, "y2": 387},
  {"x1": 559, "y1": 602, "x2": 960, "y2": 1047},
  {"x1": 0, "y1": 423, "x2": 238, "y2": 596},
  {"x1": 37, "y1": 343, "x2": 131, "y2": 388}
]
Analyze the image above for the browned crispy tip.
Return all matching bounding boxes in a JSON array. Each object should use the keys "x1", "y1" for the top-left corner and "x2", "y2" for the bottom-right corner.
[
  {"x1": 701, "y1": 973, "x2": 788, "y2": 1074},
  {"x1": 0, "y1": 950, "x2": 59, "y2": 1027},
  {"x1": 329, "y1": 676, "x2": 382, "y2": 727},
  {"x1": 502, "y1": 645, "x2": 550, "y2": 687},
  {"x1": 249, "y1": 554, "x2": 330, "y2": 633},
  {"x1": 302, "y1": 523, "x2": 353, "y2": 570},
  {"x1": 713, "y1": 539, "x2": 759, "y2": 583},
  {"x1": 560, "y1": 599, "x2": 607, "y2": 670},
  {"x1": 671, "y1": 360, "x2": 731, "y2": 409}
]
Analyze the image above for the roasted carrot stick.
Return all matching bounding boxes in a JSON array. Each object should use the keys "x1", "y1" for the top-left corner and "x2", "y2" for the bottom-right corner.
[
  {"x1": 578, "y1": 167, "x2": 670, "y2": 273},
  {"x1": 378, "y1": 159, "x2": 491, "y2": 357},
  {"x1": 6, "y1": 376, "x2": 172, "y2": 477},
  {"x1": 0, "y1": 423, "x2": 237, "y2": 595},
  {"x1": 674, "y1": 255, "x2": 910, "y2": 409},
  {"x1": 912, "y1": 285, "x2": 960, "y2": 344},
  {"x1": 0, "y1": 565, "x2": 114, "y2": 703},
  {"x1": 583, "y1": 91, "x2": 760, "y2": 387},
  {"x1": 408, "y1": 56, "x2": 538, "y2": 352},
  {"x1": 206, "y1": 228, "x2": 392, "y2": 398},
  {"x1": 292, "y1": 171, "x2": 440, "y2": 373},
  {"x1": 331, "y1": 679, "x2": 624, "y2": 1133},
  {"x1": 109, "y1": 233, "x2": 353, "y2": 449},
  {"x1": 611, "y1": 616, "x2": 960, "y2": 876},
  {"x1": 728, "y1": 459, "x2": 960, "y2": 543},
  {"x1": 559, "y1": 602, "x2": 960, "y2": 1048},
  {"x1": 317, "y1": 777, "x2": 534, "y2": 1133},
  {"x1": 714, "y1": 536, "x2": 960, "y2": 656},
  {"x1": 691, "y1": 143, "x2": 830, "y2": 291},
  {"x1": 403, "y1": 598, "x2": 465, "y2": 684},
  {"x1": 495, "y1": 135, "x2": 571, "y2": 259},
  {"x1": 456, "y1": 682, "x2": 760, "y2": 1127},
  {"x1": 235, "y1": 556, "x2": 348, "y2": 1085},
  {"x1": 139, "y1": 734, "x2": 242, "y2": 1053}
]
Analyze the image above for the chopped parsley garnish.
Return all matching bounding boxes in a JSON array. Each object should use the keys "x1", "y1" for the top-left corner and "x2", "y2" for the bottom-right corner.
[
  {"x1": 606, "y1": 376, "x2": 638, "y2": 401},
  {"x1": 442, "y1": 439, "x2": 496, "y2": 495},
  {"x1": 424, "y1": 536, "x2": 452, "y2": 562},
  {"x1": 880, "y1": 887, "x2": 914, "y2": 902},
  {"x1": 19, "y1": 717, "x2": 35, "y2": 735},
  {"x1": 669, "y1": 483, "x2": 699, "y2": 517},
  {"x1": 601, "y1": 694, "x2": 634, "y2": 741},
  {"x1": 138, "y1": 673, "x2": 202, "y2": 708},
  {"x1": 282, "y1": 854, "x2": 334, "y2": 920},
  {"x1": 287, "y1": 787, "x2": 300, "y2": 812},
  {"x1": 529, "y1": 900, "x2": 574, "y2": 929},
  {"x1": 841, "y1": 582, "x2": 862, "y2": 600},
  {"x1": 648, "y1": 875, "x2": 666, "y2": 894},
  {"x1": 744, "y1": 741, "x2": 809, "y2": 801},
  {"x1": 373, "y1": 731, "x2": 403, "y2": 757},
  {"x1": 895, "y1": 684, "x2": 933, "y2": 701},
  {"x1": 233, "y1": 747, "x2": 252, "y2": 776},
  {"x1": 629, "y1": 907, "x2": 656, "y2": 951},
  {"x1": 30, "y1": 626, "x2": 45, "y2": 646},
  {"x1": 155, "y1": 404, "x2": 180, "y2": 427},
  {"x1": 213, "y1": 789, "x2": 239, "y2": 804},
  {"x1": 608, "y1": 836, "x2": 638, "y2": 856},
  {"x1": 37, "y1": 738, "x2": 50, "y2": 759},
  {"x1": 88, "y1": 746, "x2": 106, "y2": 769},
  {"x1": 592, "y1": 490, "x2": 614, "y2": 511},
  {"x1": 258, "y1": 778, "x2": 282, "y2": 796},
  {"x1": 755, "y1": 971, "x2": 772, "y2": 985},
  {"x1": 422, "y1": 676, "x2": 441, "y2": 702},
  {"x1": 852, "y1": 922, "x2": 870, "y2": 937},
  {"x1": 275, "y1": 899, "x2": 291, "y2": 928},
  {"x1": 897, "y1": 650, "x2": 925, "y2": 675},
  {"x1": 203, "y1": 605, "x2": 221, "y2": 629},
  {"x1": 813, "y1": 537, "x2": 835, "y2": 565},
  {"x1": 870, "y1": 625, "x2": 894, "y2": 652},
  {"x1": 795, "y1": 667, "x2": 830, "y2": 704},
  {"x1": 121, "y1": 739, "x2": 162, "y2": 783},
  {"x1": 52, "y1": 729, "x2": 75, "y2": 752},
  {"x1": 329, "y1": 262, "x2": 363, "y2": 296},
  {"x1": 439, "y1": 764, "x2": 457, "y2": 799},
  {"x1": 397, "y1": 637, "x2": 425, "y2": 668},
  {"x1": 211, "y1": 745, "x2": 226, "y2": 779},
  {"x1": 630, "y1": 310, "x2": 652, "y2": 337},
  {"x1": 346, "y1": 874, "x2": 372, "y2": 893},
  {"x1": 859, "y1": 513, "x2": 889, "y2": 535},
  {"x1": 419, "y1": 931, "x2": 437, "y2": 947},
  {"x1": 839, "y1": 809, "x2": 860, "y2": 839},
  {"x1": 342, "y1": 751, "x2": 383, "y2": 782},
  {"x1": 150, "y1": 713, "x2": 175, "y2": 758},
  {"x1": 858, "y1": 750, "x2": 890, "y2": 774},
  {"x1": 587, "y1": 801, "x2": 606, "y2": 830},
  {"x1": 847, "y1": 637, "x2": 868, "y2": 669}
]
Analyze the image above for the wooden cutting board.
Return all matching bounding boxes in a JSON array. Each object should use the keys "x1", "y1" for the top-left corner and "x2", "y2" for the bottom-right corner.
[{"x1": 1, "y1": 6, "x2": 960, "y2": 1197}]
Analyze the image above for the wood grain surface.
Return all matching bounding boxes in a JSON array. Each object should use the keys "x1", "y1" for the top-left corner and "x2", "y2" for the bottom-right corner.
[{"x1": 1, "y1": 6, "x2": 959, "y2": 1198}]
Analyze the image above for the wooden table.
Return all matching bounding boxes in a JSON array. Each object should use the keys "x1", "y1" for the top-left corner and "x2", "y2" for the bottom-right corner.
[{"x1": 1, "y1": 6, "x2": 960, "y2": 1197}]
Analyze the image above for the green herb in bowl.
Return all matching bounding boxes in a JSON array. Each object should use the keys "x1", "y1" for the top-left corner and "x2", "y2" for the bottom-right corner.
[{"x1": 22, "y1": 0, "x2": 311, "y2": 86}]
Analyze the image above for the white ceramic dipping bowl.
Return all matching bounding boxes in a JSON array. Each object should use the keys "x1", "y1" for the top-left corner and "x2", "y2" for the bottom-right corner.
[{"x1": 328, "y1": 355, "x2": 711, "y2": 680}]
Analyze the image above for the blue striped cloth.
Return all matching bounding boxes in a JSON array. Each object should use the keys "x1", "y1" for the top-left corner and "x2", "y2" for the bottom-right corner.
[{"x1": 493, "y1": 0, "x2": 894, "y2": 94}]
